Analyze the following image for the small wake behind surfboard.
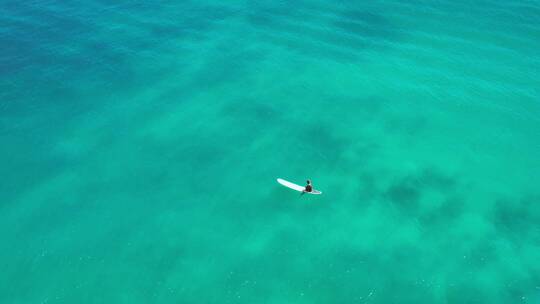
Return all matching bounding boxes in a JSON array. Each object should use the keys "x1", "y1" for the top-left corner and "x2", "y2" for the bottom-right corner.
[{"x1": 277, "y1": 178, "x2": 322, "y2": 195}]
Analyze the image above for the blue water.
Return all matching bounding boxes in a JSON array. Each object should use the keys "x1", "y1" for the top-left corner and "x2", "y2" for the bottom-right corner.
[{"x1": 1, "y1": 1, "x2": 540, "y2": 303}]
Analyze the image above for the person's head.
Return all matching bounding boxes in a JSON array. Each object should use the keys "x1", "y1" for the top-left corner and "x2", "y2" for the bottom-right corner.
[{"x1": 307, "y1": 180, "x2": 311, "y2": 185}]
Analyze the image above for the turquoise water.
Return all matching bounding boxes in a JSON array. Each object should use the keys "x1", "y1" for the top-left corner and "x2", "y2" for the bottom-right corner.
[{"x1": 1, "y1": 0, "x2": 540, "y2": 302}]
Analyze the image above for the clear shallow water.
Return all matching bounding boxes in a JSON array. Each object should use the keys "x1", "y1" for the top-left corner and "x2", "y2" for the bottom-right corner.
[{"x1": 1, "y1": 0, "x2": 539, "y2": 303}]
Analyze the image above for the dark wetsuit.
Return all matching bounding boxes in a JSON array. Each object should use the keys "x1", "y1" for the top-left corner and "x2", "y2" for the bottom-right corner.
[{"x1": 305, "y1": 184, "x2": 313, "y2": 192}]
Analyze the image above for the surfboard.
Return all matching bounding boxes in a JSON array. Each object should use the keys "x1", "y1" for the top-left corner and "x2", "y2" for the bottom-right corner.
[{"x1": 277, "y1": 178, "x2": 322, "y2": 195}]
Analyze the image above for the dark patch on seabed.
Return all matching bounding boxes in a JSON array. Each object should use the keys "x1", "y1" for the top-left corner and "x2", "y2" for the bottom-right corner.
[
  {"x1": 494, "y1": 194, "x2": 540, "y2": 242},
  {"x1": 246, "y1": 1, "x2": 398, "y2": 63},
  {"x1": 418, "y1": 195, "x2": 464, "y2": 228},
  {"x1": 221, "y1": 98, "x2": 281, "y2": 125},
  {"x1": 383, "y1": 168, "x2": 459, "y2": 216}
]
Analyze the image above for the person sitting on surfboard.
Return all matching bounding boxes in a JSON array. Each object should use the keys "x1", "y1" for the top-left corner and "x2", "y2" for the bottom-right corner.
[{"x1": 304, "y1": 180, "x2": 313, "y2": 193}]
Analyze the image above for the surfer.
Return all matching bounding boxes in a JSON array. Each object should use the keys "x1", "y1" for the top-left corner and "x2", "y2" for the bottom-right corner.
[
  {"x1": 303, "y1": 180, "x2": 313, "y2": 193},
  {"x1": 277, "y1": 178, "x2": 321, "y2": 195}
]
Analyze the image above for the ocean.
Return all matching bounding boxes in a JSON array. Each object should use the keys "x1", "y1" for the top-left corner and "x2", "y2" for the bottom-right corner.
[{"x1": 1, "y1": 0, "x2": 539, "y2": 303}]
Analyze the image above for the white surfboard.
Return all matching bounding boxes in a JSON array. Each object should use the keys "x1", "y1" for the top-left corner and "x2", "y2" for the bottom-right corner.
[{"x1": 277, "y1": 178, "x2": 322, "y2": 195}]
